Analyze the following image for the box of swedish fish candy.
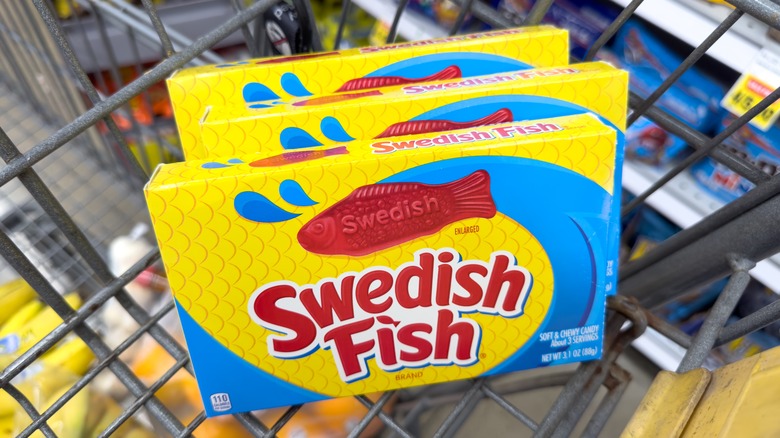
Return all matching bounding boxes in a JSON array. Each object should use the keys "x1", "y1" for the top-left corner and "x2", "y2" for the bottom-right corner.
[
  {"x1": 146, "y1": 113, "x2": 620, "y2": 416},
  {"x1": 201, "y1": 62, "x2": 626, "y2": 157},
  {"x1": 168, "y1": 26, "x2": 569, "y2": 160}
]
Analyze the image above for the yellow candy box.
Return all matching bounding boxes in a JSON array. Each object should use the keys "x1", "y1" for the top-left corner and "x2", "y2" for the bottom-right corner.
[
  {"x1": 145, "y1": 113, "x2": 621, "y2": 416},
  {"x1": 201, "y1": 62, "x2": 627, "y2": 157},
  {"x1": 169, "y1": 26, "x2": 569, "y2": 160}
]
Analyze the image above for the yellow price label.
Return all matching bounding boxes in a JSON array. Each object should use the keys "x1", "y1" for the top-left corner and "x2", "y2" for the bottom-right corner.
[
  {"x1": 722, "y1": 75, "x2": 780, "y2": 131},
  {"x1": 721, "y1": 49, "x2": 780, "y2": 131}
]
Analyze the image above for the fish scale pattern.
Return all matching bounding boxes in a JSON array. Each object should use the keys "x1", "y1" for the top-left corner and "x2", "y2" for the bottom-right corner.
[
  {"x1": 201, "y1": 63, "x2": 626, "y2": 158},
  {"x1": 169, "y1": 28, "x2": 568, "y2": 159},
  {"x1": 146, "y1": 114, "x2": 614, "y2": 396}
]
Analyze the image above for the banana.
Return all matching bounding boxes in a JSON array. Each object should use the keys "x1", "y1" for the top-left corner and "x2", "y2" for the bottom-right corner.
[
  {"x1": 41, "y1": 336, "x2": 94, "y2": 376},
  {"x1": 10, "y1": 293, "x2": 82, "y2": 358},
  {"x1": 83, "y1": 391, "x2": 136, "y2": 437},
  {"x1": 0, "y1": 414, "x2": 13, "y2": 438},
  {"x1": 29, "y1": 384, "x2": 88, "y2": 438},
  {"x1": 0, "y1": 300, "x2": 43, "y2": 340},
  {"x1": 0, "y1": 280, "x2": 36, "y2": 327}
]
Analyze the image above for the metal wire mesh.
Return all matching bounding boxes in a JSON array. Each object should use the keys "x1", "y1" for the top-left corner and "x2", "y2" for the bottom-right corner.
[{"x1": 1, "y1": 0, "x2": 780, "y2": 436}]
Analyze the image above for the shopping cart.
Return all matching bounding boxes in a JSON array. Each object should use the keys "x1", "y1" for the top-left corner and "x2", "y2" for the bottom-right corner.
[{"x1": 1, "y1": 0, "x2": 780, "y2": 436}]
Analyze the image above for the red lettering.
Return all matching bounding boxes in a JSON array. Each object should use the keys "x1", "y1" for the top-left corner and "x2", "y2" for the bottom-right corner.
[
  {"x1": 377, "y1": 327, "x2": 397, "y2": 367},
  {"x1": 323, "y1": 318, "x2": 375, "y2": 379},
  {"x1": 356, "y1": 270, "x2": 393, "y2": 313},
  {"x1": 484, "y1": 255, "x2": 526, "y2": 312},
  {"x1": 434, "y1": 310, "x2": 475, "y2": 361},
  {"x1": 299, "y1": 277, "x2": 355, "y2": 328},
  {"x1": 396, "y1": 252, "x2": 434, "y2": 308},
  {"x1": 398, "y1": 323, "x2": 433, "y2": 362},
  {"x1": 435, "y1": 251, "x2": 454, "y2": 306},
  {"x1": 453, "y1": 263, "x2": 487, "y2": 306},
  {"x1": 253, "y1": 285, "x2": 316, "y2": 354}
]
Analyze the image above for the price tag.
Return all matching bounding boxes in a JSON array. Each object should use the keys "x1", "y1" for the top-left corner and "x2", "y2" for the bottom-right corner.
[{"x1": 722, "y1": 49, "x2": 780, "y2": 131}]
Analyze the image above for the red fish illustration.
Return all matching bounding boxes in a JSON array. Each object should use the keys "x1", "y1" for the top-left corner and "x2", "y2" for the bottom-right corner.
[
  {"x1": 297, "y1": 170, "x2": 496, "y2": 256},
  {"x1": 249, "y1": 146, "x2": 347, "y2": 167},
  {"x1": 375, "y1": 108, "x2": 513, "y2": 138},
  {"x1": 292, "y1": 90, "x2": 383, "y2": 107},
  {"x1": 336, "y1": 65, "x2": 463, "y2": 92},
  {"x1": 255, "y1": 52, "x2": 339, "y2": 64}
]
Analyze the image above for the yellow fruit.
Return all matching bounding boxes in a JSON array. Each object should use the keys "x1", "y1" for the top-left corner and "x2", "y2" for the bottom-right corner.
[
  {"x1": 0, "y1": 363, "x2": 79, "y2": 417},
  {"x1": 0, "y1": 414, "x2": 13, "y2": 438},
  {"x1": 41, "y1": 336, "x2": 94, "y2": 376},
  {"x1": 12, "y1": 293, "x2": 81, "y2": 357},
  {"x1": 0, "y1": 300, "x2": 43, "y2": 339},
  {"x1": 122, "y1": 426, "x2": 157, "y2": 438},
  {"x1": 29, "y1": 385, "x2": 88, "y2": 438},
  {"x1": 0, "y1": 280, "x2": 36, "y2": 327},
  {"x1": 83, "y1": 391, "x2": 135, "y2": 437}
]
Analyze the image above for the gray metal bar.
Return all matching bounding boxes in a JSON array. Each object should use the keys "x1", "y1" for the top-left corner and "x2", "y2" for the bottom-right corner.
[
  {"x1": 231, "y1": 0, "x2": 259, "y2": 57},
  {"x1": 628, "y1": 8, "x2": 744, "y2": 126},
  {"x1": 581, "y1": 366, "x2": 631, "y2": 438},
  {"x1": 620, "y1": 196, "x2": 780, "y2": 307},
  {"x1": 449, "y1": 0, "x2": 476, "y2": 36},
  {"x1": 630, "y1": 98, "x2": 767, "y2": 184},
  {"x1": 265, "y1": 404, "x2": 302, "y2": 437},
  {"x1": 3, "y1": 384, "x2": 57, "y2": 438},
  {"x1": 452, "y1": 0, "x2": 514, "y2": 29},
  {"x1": 348, "y1": 392, "x2": 396, "y2": 438},
  {"x1": 91, "y1": 7, "x2": 154, "y2": 173},
  {"x1": 647, "y1": 312, "x2": 693, "y2": 349},
  {"x1": 0, "y1": 250, "x2": 157, "y2": 390},
  {"x1": 678, "y1": 259, "x2": 753, "y2": 372},
  {"x1": 387, "y1": 0, "x2": 411, "y2": 43},
  {"x1": 726, "y1": 0, "x2": 780, "y2": 30},
  {"x1": 177, "y1": 412, "x2": 207, "y2": 438},
  {"x1": 31, "y1": 0, "x2": 149, "y2": 182},
  {"x1": 717, "y1": 299, "x2": 780, "y2": 345},
  {"x1": 481, "y1": 384, "x2": 538, "y2": 430},
  {"x1": 0, "y1": 232, "x2": 186, "y2": 436},
  {"x1": 535, "y1": 296, "x2": 647, "y2": 437},
  {"x1": 432, "y1": 379, "x2": 485, "y2": 438},
  {"x1": 621, "y1": 172, "x2": 780, "y2": 280},
  {"x1": 98, "y1": 356, "x2": 189, "y2": 437},
  {"x1": 140, "y1": 0, "x2": 176, "y2": 57},
  {"x1": 623, "y1": 85, "x2": 780, "y2": 214},
  {"x1": 334, "y1": 0, "x2": 353, "y2": 49},
  {"x1": 523, "y1": 0, "x2": 553, "y2": 25},
  {"x1": 353, "y1": 394, "x2": 414, "y2": 438},
  {"x1": 81, "y1": 0, "x2": 223, "y2": 65},
  {"x1": 584, "y1": 0, "x2": 644, "y2": 61},
  {"x1": 0, "y1": 0, "x2": 273, "y2": 188},
  {"x1": 17, "y1": 300, "x2": 175, "y2": 438}
]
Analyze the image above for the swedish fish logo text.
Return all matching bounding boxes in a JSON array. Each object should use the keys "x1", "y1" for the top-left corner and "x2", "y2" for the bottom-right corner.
[{"x1": 248, "y1": 248, "x2": 533, "y2": 382}]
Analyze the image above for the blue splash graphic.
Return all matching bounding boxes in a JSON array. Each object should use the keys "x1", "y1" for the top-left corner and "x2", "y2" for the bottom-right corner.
[
  {"x1": 215, "y1": 64, "x2": 232, "y2": 68},
  {"x1": 243, "y1": 83, "x2": 280, "y2": 103},
  {"x1": 202, "y1": 162, "x2": 229, "y2": 169},
  {"x1": 279, "y1": 180, "x2": 317, "y2": 207},
  {"x1": 235, "y1": 191, "x2": 300, "y2": 223},
  {"x1": 227, "y1": 158, "x2": 244, "y2": 164},
  {"x1": 280, "y1": 73, "x2": 313, "y2": 97},
  {"x1": 320, "y1": 117, "x2": 354, "y2": 142},
  {"x1": 249, "y1": 103, "x2": 272, "y2": 109},
  {"x1": 280, "y1": 127, "x2": 322, "y2": 149}
]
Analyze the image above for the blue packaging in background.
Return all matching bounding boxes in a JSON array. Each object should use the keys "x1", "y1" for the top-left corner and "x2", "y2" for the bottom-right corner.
[
  {"x1": 691, "y1": 113, "x2": 780, "y2": 202},
  {"x1": 495, "y1": 0, "x2": 619, "y2": 59},
  {"x1": 607, "y1": 21, "x2": 725, "y2": 165}
]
